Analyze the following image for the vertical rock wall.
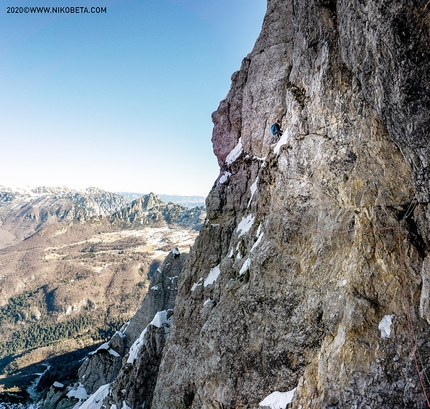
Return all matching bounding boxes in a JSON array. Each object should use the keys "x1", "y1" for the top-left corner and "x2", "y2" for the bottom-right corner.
[{"x1": 152, "y1": 0, "x2": 430, "y2": 408}]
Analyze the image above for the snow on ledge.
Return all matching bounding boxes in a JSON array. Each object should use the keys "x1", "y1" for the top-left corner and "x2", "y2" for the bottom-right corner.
[
  {"x1": 247, "y1": 177, "x2": 259, "y2": 208},
  {"x1": 237, "y1": 214, "x2": 255, "y2": 237},
  {"x1": 53, "y1": 381, "x2": 64, "y2": 388},
  {"x1": 172, "y1": 247, "x2": 180, "y2": 255},
  {"x1": 251, "y1": 232, "x2": 264, "y2": 252},
  {"x1": 93, "y1": 342, "x2": 120, "y2": 357},
  {"x1": 226, "y1": 138, "x2": 243, "y2": 165},
  {"x1": 219, "y1": 171, "x2": 231, "y2": 184},
  {"x1": 379, "y1": 314, "x2": 394, "y2": 339},
  {"x1": 273, "y1": 129, "x2": 290, "y2": 155},
  {"x1": 191, "y1": 278, "x2": 203, "y2": 291},
  {"x1": 239, "y1": 258, "x2": 251, "y2": 275},
  {"x1": 115, "y1": 330, "x2": 126, "y2": 339},
  {"x1": 251, "y1": 223, "x2": 264, "y2": 252},
  {"x1": 259, "y1": 388, "x2": 296, "y2": 409},
  {"x1": 204, "y1": 265, "x2": 221, "y2": 287},
  {"x1": 150, "y1": 310, "x2": 171, "y2": 328},
  {"x1": 236, "y1": 242, "x2": 242, "y2": 260},
  {"x1": 79, "y1": 383, "x2": 110, "y2": 409},
  {"x1": 67, "y1": 382, "x2": 89, "y2": 401},
  {"x1": 127, "y1": 310, "x2": 172, "y2": 364}
]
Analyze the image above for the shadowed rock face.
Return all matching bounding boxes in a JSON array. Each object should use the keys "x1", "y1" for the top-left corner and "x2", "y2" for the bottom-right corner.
[
  {"x1": 106, "y1": 311, "x2": 174, "y2": 409},
  {"x1": 150, "y1": 0, "x2": 430, "y2": 408}
]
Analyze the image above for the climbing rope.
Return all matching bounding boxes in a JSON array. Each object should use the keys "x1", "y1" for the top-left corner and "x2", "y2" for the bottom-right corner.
[
  {"x1": 398, "y1": 233, "x2": 430, "y2": 407},
  {"x1": 271, "y1": 194, "x2": 430, "y2": 407}
]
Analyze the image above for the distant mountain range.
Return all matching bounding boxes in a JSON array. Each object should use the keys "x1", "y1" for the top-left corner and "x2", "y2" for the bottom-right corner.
[
  {"x1": 111, "y1": 192, "x2": 205, "y2": 230},
  {"x1": 116, "y1": 192, "x2": 206, "y2": 208},
  {"x1": 0, "y1": 186, "x2": 206, "y2": 249}
]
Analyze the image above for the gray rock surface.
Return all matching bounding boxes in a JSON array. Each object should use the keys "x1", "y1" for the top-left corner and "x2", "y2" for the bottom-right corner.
[
  {"x1": 106, "y1": 310, "x2": 174, "y2": 409},
  {"x1": 150, "y1": 0, "x2": 430, "y2": 408}
]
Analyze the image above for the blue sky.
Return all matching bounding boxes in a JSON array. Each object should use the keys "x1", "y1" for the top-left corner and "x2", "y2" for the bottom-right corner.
[{"x1": 0, "y1": 0, "x2": 266, "y2": 196}]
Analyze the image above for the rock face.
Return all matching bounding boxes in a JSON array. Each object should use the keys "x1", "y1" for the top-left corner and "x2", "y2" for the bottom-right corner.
[
  {"x1": 105, "y1": 310, "x2": 173, "y2": 409},
  {"x1": 149, "y1": 1, "x2": 430, "y2": 408}
]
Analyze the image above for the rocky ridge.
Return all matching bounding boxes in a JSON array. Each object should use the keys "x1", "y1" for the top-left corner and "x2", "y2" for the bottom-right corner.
[
  {"x1": 118, "y1": 192, "x2": 206, "y2": 209},
  {"x1": 0, "y1": 187, "x2": 205, "y2": 250}
]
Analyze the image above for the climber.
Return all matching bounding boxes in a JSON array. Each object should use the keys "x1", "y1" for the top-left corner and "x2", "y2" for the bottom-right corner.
[{"x1": 270, "y1": 119, "x2": 283, "y2": 142}]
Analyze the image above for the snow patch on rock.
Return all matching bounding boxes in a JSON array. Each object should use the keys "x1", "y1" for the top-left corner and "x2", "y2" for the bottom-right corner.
[
  {"x1": 247, "y1": 177, "x2": 259, "y2": 208},
  {"x1": 219, "y1": 171, "x2": 232, "y2": 184},
  {"x1": 226, "y1": 138, "x2": 243, "y2": 165},
  {"x1": 191, "y1": 278, "x2": 203, "y2": 291},
  {"x1": 379, "y1": 314, "x2": 394, "y2": 339},
  {"x1": 79, "y1": 383, "x2": 110, "y2": 409},
  {"x1": 273, "y1": 129, "x2": 290, "y2": 155},
  {"x1": 127, "y1": 310, "x2": 172, "y2": 364},
  {"x1": 67, "y1": 383, "x2": 89, "y2": 401},
  {"x1": 259, "y1": 388, "x2": 296, "y2": 409},
  {"x1": 53, "y1": 381, "x2": 64, "y2": 388},
  {"x1": 92, "y1": 342, "x2": 120, "y2": 357},
  {"x1": 251, "y1": 224, "x2": 264, "y2": 252},
  {"x1": 204, "y1": 265, "x2": 221, "y2": 287},
  {"x1": 239, "y1": 258, "x2": 251, "y2": 275},
  {"x1": 237, "y1": 214, "x2": 255, "y2": 237}
]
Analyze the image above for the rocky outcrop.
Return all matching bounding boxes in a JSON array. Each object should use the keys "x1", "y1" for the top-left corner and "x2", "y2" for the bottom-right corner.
[
  {"x1": 111, "y1": 192, "x2": 205, "y2": 231},
  {"x1": 41, "y1": 382, "x2": 76, "y2": 409},
  {"x1": 105, "y1": 310, "x2": 173, "y2": 409},
  {"x1": 150, "y1": 1, "x2": 430, "y2": 408}
]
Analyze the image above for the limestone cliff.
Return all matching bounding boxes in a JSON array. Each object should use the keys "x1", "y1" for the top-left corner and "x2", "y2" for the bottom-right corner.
[{"x1": 151, "y1": 0, "x2": 430, "y2": 408}]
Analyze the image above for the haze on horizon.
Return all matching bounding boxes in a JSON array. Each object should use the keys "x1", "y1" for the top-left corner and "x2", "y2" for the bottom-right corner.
[{"x1": 0, "y1": 0, "x2": 266, "y2": 197}]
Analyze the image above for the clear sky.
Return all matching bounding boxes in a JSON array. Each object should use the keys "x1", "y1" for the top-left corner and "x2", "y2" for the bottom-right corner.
[{"x1": 0, "y1": 0, "x2": 266, "y2": 197}]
